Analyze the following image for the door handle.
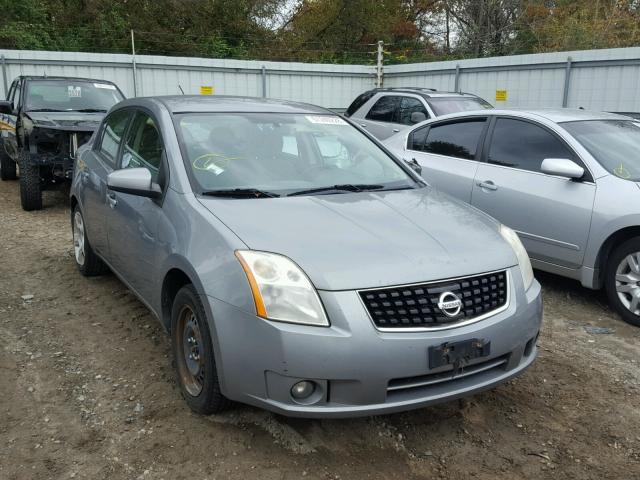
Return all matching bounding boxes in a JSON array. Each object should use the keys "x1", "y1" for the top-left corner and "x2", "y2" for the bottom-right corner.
[
  {"x1": 476, "y1": 180, "x2": 498, "y2": 191},
  {"x1": 107, "y1": 191, "x2": 117, "y2": 208},
  {"x1": 360, "y1": 123, "x2": 367, "y2": 128},
  {"x1": 392, "y1": 128, "x2": 400, "y2": 133}
]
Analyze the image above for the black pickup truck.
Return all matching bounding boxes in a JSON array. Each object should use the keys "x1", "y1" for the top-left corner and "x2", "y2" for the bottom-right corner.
[{"x1": 0, "y1": 76, "x2": 124, "y2": 210}]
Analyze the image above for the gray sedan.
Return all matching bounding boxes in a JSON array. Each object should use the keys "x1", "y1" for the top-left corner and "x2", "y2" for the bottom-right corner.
[
  {"x1": 70, "y1": 96, "x2": 541, "y2": 417},
  {"x1": 385, "y1": 108, "x2": 640, "y2": 327}
]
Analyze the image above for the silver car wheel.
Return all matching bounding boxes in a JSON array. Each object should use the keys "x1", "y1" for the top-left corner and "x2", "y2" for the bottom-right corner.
[
  {"x1": 73, "y1": 211, "x2": 86, "y2": 266},
  {"x1": 615, "y1": 252, "x2": 640, "y2": 315}
]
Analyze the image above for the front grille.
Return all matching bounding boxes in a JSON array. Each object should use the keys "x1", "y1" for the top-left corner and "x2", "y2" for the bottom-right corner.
[{"x1": 359, "y1": 271, "x2": 508, "y2": 330}]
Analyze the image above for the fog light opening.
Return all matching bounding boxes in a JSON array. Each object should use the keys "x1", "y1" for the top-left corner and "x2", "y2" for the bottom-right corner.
[{"x1": 291, "y1": 380, "x2": 316, "y2": 400}]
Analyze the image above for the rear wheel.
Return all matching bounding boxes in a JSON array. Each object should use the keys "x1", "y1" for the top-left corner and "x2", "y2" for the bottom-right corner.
[
  {"x1": 0, "y1": 146, "x2": 17, "y2": 180},
  {"x1": 18, "y1": 150, "x2": 42, "y2": 211},
  {"x1": 171, "y1": 284, "x2": 229, "y2": 414},
  {"x1": 605, "y1": 237, "x2": 640, "y2": 327},
  {"x1": 72, "y1": 206, "x2": 107, "y2": 276}
]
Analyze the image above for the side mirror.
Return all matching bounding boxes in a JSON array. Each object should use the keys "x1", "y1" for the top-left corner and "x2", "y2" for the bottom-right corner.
[
  {"x1": 107, "y1": 168, "x2": 162, "y2": 199},
  {"x1": 540, "y1": 158, "x2": 584, "y2": 180},
  {"x1": 0, "y1": 100, "x2": 13, "y2": 115},
  {"x1": 410, "y1": 111, "x2": 427, "y2": 124},
  {"x1": 404, "y1": 158, "x2": 422, "y2": 175}
]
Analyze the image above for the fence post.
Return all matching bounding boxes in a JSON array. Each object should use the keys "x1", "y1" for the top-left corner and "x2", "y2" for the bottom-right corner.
[
  {"x1": 261, "y1": 65, "x2": 267, "y2": 98},
  {"x1": 562, "y1": 56, "x2": 572, "y2": 107},
  {"x1": 376, "y1": 40, "x2": 384, "y2": 88},
  {"x1": 454, "y1": 64, "x2": 460, "y2": 92},
  {"x1": 131, "y1": 29, "x2": 138, "y2": 97},
  {"x1": 1, "y1": 55, "x2": 8, "y2": 98}
]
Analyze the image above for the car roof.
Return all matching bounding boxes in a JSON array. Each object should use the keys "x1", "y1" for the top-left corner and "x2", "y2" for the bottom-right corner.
[
  {"x1": 129, "y1": 95, "x2": 334, "y2": 115},
  {"x1": 369, "y1": 87, "x2": 480, "y2": 98},
  {"x1": 19, "y1": 75, "x2": 119, "y2": 84},
  {"x1": 424, "y1": 108, "x2": 631, "y2": 124}
]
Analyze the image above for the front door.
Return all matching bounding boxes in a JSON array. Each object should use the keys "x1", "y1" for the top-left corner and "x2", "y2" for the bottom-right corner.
[
  {"x1": 107, "y1": 110, "x2": 166, "y2": 302},
  {"x1": 471, "y1": 117, "x2": 596, "y2": 269}
]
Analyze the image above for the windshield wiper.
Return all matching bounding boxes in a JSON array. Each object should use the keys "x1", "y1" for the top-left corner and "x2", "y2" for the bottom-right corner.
[
  {"x1": 287, "y1": 184, "x2": 385, "y2": 197},
  {"x1": 201, "y1": 188, "x2": 280, "y2": 198},
  {"x1": 74, "y1": 108, "x2": 107, "y2": 113}
]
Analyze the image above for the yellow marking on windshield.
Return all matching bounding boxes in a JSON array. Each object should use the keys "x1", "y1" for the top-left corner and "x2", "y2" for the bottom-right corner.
[{"x1": 613, "y1": 162, "x2": 631, "y2": 179}]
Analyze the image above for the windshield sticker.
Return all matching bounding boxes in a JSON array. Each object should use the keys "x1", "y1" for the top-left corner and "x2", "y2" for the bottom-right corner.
[
  {"x1": 94, "y1": 83, "x2": 116, "y2": 90},
  {"x1": 305, "y1": 115, "x2": 347, "y2": 125},
  {"x1": 68, "y1": 86, "x2": 82, "y2": 98},
  {"x1": 614, "y1": 163, "x2": 631, "y2": 179}
]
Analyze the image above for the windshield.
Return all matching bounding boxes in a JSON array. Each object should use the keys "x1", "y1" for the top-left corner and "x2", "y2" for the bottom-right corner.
[
  {"x1": 427, "y1": 96, "x2": 493, "y2": 116},
  {"x1": 25, "y1": 80, "x2": 124, "y2": 112},
  {"x1": 562, "y1": 120, "x2": 640, "y2": 181},
  {"x1": 176, "y1": 113, "x2": 418, "y2": 196}
]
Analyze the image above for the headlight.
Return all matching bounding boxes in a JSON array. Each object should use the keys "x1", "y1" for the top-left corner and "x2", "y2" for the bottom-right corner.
[
  {"x1": 235, "y1": 250, "x2": 329, "y2": 326},
  {"x1": 500, "y1": 225, "x2": 534, "y2": 290}
]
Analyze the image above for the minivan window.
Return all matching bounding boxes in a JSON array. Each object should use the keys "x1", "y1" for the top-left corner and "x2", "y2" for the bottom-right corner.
[
  {"x1": 99, "y1": 110, "x2": 130, "y2": 167},
  {"x1": 177, "y1": 113, "x2": 417, "y2": 195},
  {"x1": 489, "y1": 118, "x2": 574, "y2": 173},
  {"x1": 421, "y1": 119, "x2": 486, "y2": 160},
  {"x1": 121, "y1": 113, "x2": 163, "y2": 182},
  {"x1": 562, "y1": 119, "x2": 640, "y2": 181},
  {"x1": 366, "y1": 96, "x2": 401, "y2": 122},
  {"x1": 397, "y1": 97, "x2": 429, "y2": 125}
]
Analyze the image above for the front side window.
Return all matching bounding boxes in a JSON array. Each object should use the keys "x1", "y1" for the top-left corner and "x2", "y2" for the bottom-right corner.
[
  {"x1": 99, "y1": 110, "x2": 130, "y2": 166},
  {"x1": 489, "y1": 118, "x2": 574, "y2": 173},
  {"x1": 427, "y1": 96, "x2": 493, "y2": 116},
  {"x1": 365, "y1": 96, "x2": 401, "y2": 122},
  {"x1": 397, "y1": 97, "x2": 429, "y2": 125},
  {"x1": 25, "y1": 80, "x2": 124, "y2": 112},
  {"x1": 421, "y1": 119, "x2": 486, "y2": 160},
  {"x1": 177, "y1": 113, "x2": 417, "y2": 195},
  {"x1": 121, "y1": 113, "x2": 163, "y2": 183},
  {"x1": 562, "y1": 119, "x2": 640, "y2": 181}
]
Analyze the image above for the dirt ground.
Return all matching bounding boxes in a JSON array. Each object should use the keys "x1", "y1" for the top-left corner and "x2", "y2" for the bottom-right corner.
[{"x1": 1, "y1": 180, "x2": 639, "y2": 480}]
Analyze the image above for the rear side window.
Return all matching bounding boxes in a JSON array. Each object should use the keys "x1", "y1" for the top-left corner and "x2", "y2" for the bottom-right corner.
[
  {"x1": 121, "y1": 112, "x2": 163, "y2": 183},
  {"x1": 99, "y1": 110, "x2": 130, "y2": 167},
  {"x1": 366, "y1": 96, "x2": 401, "y2": 122},
  {"x1": 420, "y1": 119, "x2": 486, "y2": 160},
  {"x1": 397, "y1": 97, "x2": 429, "y2": 125},
  {"x1": 345, "y1": 91, "x2": 375, "y2": 117},
  {"x1": 488, "y1": 118, "x2": 574, "y2": 173}
]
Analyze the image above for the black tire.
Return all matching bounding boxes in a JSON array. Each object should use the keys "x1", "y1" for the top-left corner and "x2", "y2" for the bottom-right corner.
[
  {"x1": 171, "y1": 284, "x2": 229, "y2": 414},
  {"x1": 72, "y1": 205, "x2": 107, "y2": 276},
  {"x1": 18, "y1": 150, "x2": 42, "y2": 211},
  {"x1": 0, "y1": 145, "x2": 17, "y2": 180},
  {"x1": 605, "y1": 237, "x2": 640, "y2": 327}
]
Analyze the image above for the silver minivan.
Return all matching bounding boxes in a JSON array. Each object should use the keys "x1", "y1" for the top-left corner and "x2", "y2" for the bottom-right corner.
[
  {"x1": 385, "y1": 108, "x2": 640, "y2": 326},
  {"x1": 70, "y1": 96, "x2": 541, "y2": 417}
]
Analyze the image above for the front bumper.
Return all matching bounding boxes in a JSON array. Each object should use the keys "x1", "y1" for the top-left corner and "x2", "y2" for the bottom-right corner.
[{"x1": 206, "y1": 266, "x2": 542, "y2": 418}]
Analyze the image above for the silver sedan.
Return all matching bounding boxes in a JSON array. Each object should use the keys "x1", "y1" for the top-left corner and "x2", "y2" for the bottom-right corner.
[
  {"x1": 70, "y1": 96, "x2": 541, "y2": 417},
  {"x1": 385, "y1": 108, "x2": 640, "y2": 326}
]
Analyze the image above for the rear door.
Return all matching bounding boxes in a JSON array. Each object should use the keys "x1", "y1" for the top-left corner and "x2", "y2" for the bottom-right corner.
[
  {"x1": 471, "y1": 117, "x2": 596, "y2": 268},
  {"x1": 80, "y1": 109, "x2": 132, "y2": 256},
  {"x1": 407, "y1": 117, "x2": 488, "y2": 203},
  {"x1": 3, "y1": 79, "x2": 20, "y2": 159}
]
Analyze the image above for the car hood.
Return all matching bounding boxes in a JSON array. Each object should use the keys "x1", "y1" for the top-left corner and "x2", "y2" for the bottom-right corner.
[
  {"x1": 198, "y1": 188, "x2": 517, "y2": 291},
  {"x1": 25, "y1": 111, "x2": 105, "y2": 131}
]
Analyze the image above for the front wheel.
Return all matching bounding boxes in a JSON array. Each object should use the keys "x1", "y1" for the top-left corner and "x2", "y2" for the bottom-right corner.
[
  {"x1": 18, "y1": 150, "x2": 42, "y2": 210},
  {"x1": 0, "y1": 146, "x2": 17, "y2": 180},
  {"x1": 171, "y1": 284, "x2": 229, "y2": 414},
  {"x1": 605, "y1": 237, "x2": 640, "y2": 327}
]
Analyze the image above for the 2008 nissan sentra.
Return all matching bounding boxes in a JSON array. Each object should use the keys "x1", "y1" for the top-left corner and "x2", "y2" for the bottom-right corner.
[{"x1": 70, "y1": 96, "x2": 542, "y2": 418}]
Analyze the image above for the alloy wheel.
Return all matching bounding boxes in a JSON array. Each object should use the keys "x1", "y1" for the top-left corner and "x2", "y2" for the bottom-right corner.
[
  {"x1": 615, "y1": 252, "x2": 640, "y2": 315},
  {"x1": 73, "y1": 211, "x2": 86, "y2": 266}
]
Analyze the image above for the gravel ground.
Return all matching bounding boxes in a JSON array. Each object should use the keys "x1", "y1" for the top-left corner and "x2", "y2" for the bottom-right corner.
[{"x1": 1, "y1": 180, "x2": 639, "y2": 480}]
